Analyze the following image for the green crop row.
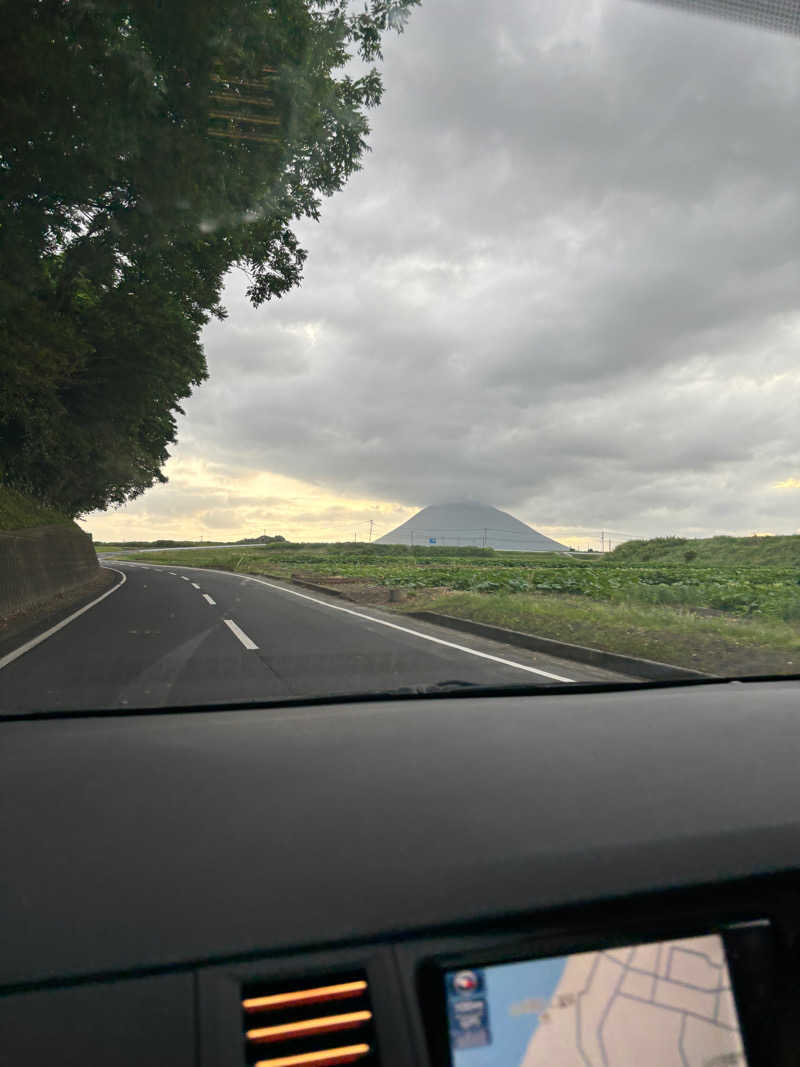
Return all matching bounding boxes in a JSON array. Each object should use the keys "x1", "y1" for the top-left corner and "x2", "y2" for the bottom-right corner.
[
  {"x1": 287, "y1": 559, "x2": 800, "y2": 621},
  {"x1": 116, "y1": 543, "x2": 800, "y2": 623}
]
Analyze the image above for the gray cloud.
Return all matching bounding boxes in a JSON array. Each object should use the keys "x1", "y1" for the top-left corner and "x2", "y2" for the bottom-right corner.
[{"x1": 170, "y1": 0, "x2": 800, "y2": 538}]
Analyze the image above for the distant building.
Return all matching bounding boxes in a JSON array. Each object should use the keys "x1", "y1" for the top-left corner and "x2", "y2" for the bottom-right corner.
[{"x1": 375, "y1": 502, "x2": 568, "y2": 552}]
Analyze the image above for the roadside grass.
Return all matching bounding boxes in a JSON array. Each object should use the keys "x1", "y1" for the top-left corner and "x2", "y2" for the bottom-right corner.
[
  {"x1": 611, "y1": 533, "x2": 800, "y2": 566},
  {"x1": 399, "y1": 591, "x2": 800, "y2": 676},
  {"x1": 0, "y1": 485, "x2": 72, "y2": 531}
]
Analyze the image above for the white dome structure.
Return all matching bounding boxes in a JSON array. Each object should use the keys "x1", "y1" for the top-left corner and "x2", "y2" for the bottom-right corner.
[{"x1": 375, "y1": 502, "x2": 568, "y2": 552}]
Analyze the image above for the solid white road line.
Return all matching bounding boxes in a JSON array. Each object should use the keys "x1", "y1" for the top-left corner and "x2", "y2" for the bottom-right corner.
[
  {"x1": 114, "y1": 560, "x2": 574, "y2": 682},
  {"x1": 203, "y1": 594, "x2": 216, "y2": 605},
  {"x1": 152, "y1": 564, "x2": 574, "y2": 682},
  {"x1": 246, "y1": 578, "x2": 573, "y2": 682},
  {"x1": 0, "y1": 569, "x2": 127, "y2": 672},
  {"x1": 191, "y1": 583, "x2": 200, "y2": 589},
  {"x1": 223, "y1": 618, "x2": 258, "y2": 650}
]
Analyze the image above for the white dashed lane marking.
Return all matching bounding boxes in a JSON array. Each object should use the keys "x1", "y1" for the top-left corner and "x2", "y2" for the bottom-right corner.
[
  {"x1": 223, "y1": 619, "x2": 258, "y2": 650},
  {"x1": 203, "y1": 594, "x2": 216, "y2": 605},
  {"x1": 117, "y1": 560, "x2": 575, "y2": 682}
]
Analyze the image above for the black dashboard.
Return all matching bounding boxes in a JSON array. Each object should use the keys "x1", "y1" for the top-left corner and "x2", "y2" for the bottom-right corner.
[{"x1": 2, "y1": 679, "x2": 800, "y2": 1065}]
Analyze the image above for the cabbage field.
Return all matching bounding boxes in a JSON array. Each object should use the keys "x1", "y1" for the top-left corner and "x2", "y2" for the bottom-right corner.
[
  {"x1": 297, "y1": 560, "x2": 800, "y2": 620},
  {"x1": 122, "y1": 543, "x2": 800, "y2": 623}
]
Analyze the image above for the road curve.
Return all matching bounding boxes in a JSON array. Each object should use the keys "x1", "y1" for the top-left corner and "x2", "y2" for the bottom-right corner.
[{"x1": 0, "y1": 562, "x2": 627, "y2": 713}]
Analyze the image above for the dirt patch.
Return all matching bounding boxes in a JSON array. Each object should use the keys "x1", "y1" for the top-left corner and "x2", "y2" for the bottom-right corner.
[
  {"x1": 298, "y1": 579, "x2": 395, "y2": 605},
  {"x1": 287, "y1": 577, "x2": 433, "y2": 607},
  {"x1": 291, "y1": 572, "x2": 362, "y2": 585}
]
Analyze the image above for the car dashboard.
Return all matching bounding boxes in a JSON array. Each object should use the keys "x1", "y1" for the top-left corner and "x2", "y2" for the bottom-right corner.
[{"x1": 2, "y1": 679, "x2": 800, "y2": 1066}]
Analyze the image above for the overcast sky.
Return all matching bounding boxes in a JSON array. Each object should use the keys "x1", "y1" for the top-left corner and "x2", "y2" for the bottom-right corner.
[{"x1": 85, "y1": 0, "x2": 800, "y2": 548}]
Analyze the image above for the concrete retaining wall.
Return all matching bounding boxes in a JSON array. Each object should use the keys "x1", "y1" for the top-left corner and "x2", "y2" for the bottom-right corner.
[{"x1": 0, "y1": 524, "x2": 99, "y2": 618}]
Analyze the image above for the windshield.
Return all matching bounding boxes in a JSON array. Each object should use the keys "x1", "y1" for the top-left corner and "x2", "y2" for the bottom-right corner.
[{"x1": 3, "y1": 0, "x2": 800, "y2": 713}]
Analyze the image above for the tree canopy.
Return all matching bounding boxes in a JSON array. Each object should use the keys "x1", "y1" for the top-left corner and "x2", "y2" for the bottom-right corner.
[{"x1": 0, "y1": 0, "x2": 417, "y2": 515}]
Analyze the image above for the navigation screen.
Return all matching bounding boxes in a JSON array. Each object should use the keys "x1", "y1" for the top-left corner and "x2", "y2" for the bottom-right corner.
[{"x1": 445, "y1": 933, "x2": 747, "y2": 1067}]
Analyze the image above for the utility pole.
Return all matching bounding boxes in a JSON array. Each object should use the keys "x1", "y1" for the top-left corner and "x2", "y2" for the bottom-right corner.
[
  {"x1": 483, "y1": 528, "x2": 487, "y2": 548},
  {"x1": 369, "y1": 519, "x2": 374, "y2": 542},
  {"x1": 601, "y1": 531, "x2": 605, "y2": 553},
  {"x1": 354, "y1": 529, "x2": 357, "y2": 543}
]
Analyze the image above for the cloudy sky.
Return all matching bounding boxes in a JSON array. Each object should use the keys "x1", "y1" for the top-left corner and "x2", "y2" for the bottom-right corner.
[{"x1": 84, "y1": 0, "x2": 800, "y2": 549}]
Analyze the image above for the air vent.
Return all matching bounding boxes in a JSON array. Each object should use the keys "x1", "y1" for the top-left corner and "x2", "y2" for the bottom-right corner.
[{"x1": 242, "y1": 976, "x2": 378, "y2": 1067}]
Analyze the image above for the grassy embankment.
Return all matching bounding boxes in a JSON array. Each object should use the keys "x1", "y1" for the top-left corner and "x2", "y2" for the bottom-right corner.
[
  {"x1": 111, "y1": 537, "x2": 800, "y2": 675},
  {"x1": 611, "y1": 534, "x2": 800, "y2": 566},
  {"x1": 0, "y1": 485, "x2": 72, "y2": 530}
]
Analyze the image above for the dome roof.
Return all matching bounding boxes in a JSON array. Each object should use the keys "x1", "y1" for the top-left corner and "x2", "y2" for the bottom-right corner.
[{"x1": 375, "y1": 502, "x2": 567, "y2": 552}]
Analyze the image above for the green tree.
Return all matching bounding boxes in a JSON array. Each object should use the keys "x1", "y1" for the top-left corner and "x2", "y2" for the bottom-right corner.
[{"x1": 0, "y1": 0, "x2": 417, "y2": 515}]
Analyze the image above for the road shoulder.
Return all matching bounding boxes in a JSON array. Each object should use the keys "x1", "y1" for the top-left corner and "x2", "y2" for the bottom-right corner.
[{"x1": 0, "y1": 568, "x2": 118, "y2": 662}]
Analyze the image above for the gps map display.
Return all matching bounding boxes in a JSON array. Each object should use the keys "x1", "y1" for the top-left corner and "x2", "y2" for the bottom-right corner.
[{"x1": 445, "y1": 934, "x2": 747, "y2": 1067}]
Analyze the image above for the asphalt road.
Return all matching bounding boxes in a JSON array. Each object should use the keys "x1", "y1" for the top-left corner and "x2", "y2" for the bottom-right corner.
[{"x1": 0, "y1": 562, "x2": 627, "y2": 713}]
